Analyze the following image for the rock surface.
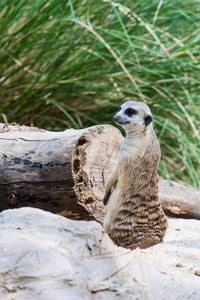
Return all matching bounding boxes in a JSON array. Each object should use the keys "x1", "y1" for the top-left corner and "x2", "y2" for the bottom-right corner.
[{"x1": 0, "y1": 207, "x2": 200, "y2": 300}]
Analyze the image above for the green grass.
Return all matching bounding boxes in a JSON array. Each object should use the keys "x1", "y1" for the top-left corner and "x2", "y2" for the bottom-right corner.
[{"x1": 0, "y1": 0, "x2": 200, "y2": 188}]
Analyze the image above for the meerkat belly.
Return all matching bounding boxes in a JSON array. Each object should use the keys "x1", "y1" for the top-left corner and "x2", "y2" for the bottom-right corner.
[{"x1": 103, "y1": 173, "x2": 136, "y2": 231}]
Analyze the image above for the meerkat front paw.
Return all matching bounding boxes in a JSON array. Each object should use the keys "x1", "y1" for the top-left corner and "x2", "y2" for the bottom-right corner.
[{"x1": 103, "y1": 190, "x2": 111, "y2": 206}]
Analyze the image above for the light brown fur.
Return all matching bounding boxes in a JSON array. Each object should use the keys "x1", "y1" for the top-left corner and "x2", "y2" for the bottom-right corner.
[{"x1": 103, "y1": 101, "x2": 167, "y2": 249}]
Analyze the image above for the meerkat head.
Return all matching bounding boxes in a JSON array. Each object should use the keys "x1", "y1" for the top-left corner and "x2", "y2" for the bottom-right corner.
[{"x1": 113, "y1": 101, "x2": 153, "y2": 133}]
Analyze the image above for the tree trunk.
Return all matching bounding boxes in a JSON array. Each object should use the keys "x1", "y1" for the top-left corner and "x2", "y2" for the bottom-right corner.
[{"x1": 0, "y1": 123, "x2": 199, "y2": 222}]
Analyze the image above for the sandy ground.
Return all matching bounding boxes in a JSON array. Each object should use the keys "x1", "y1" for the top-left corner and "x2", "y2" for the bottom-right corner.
[{"x1": 138, "y1": 217, "x2": 200, "y2": 275}]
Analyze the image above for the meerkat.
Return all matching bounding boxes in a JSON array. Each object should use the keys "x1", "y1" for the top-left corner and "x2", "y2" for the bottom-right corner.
[{"x1": 103, "y1": 101, "x2": 167, "y2": 250}]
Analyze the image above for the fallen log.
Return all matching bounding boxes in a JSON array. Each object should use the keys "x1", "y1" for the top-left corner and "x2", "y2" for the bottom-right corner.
[
  {"x1": 159, "y1": 180, "x2": 200, "y2": 219},
  {"x1": 0, "y1": 123, "x2": 199, "y2": 222},
  {"x1": 0, "y1": 123, "x2": 123, "y2": 222}
]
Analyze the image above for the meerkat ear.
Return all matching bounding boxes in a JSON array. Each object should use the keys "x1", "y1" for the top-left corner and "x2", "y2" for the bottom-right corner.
[{"x1": 144, "y1": 114, "x2": 153, "y2": 126}]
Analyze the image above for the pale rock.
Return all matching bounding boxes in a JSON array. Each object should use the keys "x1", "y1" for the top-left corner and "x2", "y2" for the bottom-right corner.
[{"x1": 0, "y1": 207, "x2": 200, "y2": 300}]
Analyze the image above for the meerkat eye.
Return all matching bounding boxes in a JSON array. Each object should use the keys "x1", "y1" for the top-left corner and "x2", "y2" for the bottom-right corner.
[{"x1": 125, "y1": 108, "x2": 137, "y2": 117}]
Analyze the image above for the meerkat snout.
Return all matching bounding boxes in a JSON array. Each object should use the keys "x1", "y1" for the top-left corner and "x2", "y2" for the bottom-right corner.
[{"x1": 113, "y1": 115, "x2": 120, "y2": 122}]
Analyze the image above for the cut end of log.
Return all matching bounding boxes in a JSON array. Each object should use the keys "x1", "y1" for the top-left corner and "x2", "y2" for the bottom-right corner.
[{"x1": 72, "y1": 125, "x2": 124, "y2": 222}]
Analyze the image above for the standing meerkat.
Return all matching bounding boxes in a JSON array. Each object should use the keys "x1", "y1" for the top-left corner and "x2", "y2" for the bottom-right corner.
[{"x1": 103, "y1": 101, "x2": 167, "y2": 249}]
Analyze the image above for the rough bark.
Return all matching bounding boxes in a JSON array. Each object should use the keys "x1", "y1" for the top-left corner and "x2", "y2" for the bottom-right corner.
[{"x1": 0, "y1": 123, "x2": 199, "y2": 222}]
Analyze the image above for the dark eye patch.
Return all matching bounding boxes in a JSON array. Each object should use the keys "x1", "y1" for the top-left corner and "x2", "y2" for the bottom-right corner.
[{"x1": 125, "y1": 108, "x2": 137, "y2": 117}]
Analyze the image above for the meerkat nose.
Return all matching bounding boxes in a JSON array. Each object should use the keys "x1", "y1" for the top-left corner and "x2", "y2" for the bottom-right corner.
[{"x1": 113, "y1": 115, "x2": 119, "y2": 122}]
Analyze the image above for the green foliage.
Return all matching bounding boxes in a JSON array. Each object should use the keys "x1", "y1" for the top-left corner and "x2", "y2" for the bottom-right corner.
[{"x1": 0, "y1": 0, "x2": 200, "y2": 187}]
